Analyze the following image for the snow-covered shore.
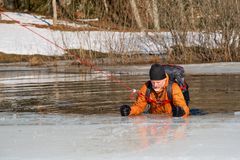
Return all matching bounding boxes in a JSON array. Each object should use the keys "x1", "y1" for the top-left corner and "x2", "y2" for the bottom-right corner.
[
  {"x1": 0, "y1": 12, "x2": 159, "y2": 55},
  {"x1": 0, "y1": 12, "x2": 224, "y2": 56}
]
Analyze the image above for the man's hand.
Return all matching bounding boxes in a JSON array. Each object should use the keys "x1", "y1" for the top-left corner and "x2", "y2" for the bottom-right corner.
[
  {"x1": 120, "y1": 105, "x2": 131, "y2": 116},
  {"x1": 172, "y1": 106, "x2": 185, "y2": 117}
]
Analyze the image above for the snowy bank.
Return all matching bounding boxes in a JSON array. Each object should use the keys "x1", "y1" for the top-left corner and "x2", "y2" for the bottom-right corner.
[{"x1": 0, "y1": 12, "x2": 224, "y2": 56}]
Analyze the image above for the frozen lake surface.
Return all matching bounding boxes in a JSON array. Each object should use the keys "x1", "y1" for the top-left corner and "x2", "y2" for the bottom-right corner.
[
  {"x1": 0, "y1": 62, "x2": 240, "y2": 160},
  {"x1": 1, "y1": 112, "x2": 240, "y2": 160}
]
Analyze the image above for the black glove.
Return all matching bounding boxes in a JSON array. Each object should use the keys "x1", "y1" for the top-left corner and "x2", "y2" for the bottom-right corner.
[
  {"x1": 172, "y1": 106, "x2": 185, "y2": 117},
  {"x1": 120, "y1": 105, "x2": 131, "y2": 116}
]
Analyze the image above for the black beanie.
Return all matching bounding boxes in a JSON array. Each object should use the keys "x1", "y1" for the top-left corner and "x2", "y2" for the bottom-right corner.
[{"x1": 149, "y1": 63, "x2": 166, "y2": 80}]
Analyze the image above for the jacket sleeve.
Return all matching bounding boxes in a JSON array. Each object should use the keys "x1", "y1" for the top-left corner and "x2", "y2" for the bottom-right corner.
[
  {"x1": 172, "y1": 83, "x2": 190, "y2": 116},
  {"x1": 129, "y1": 84, "x2": 148, "y2": 116}
]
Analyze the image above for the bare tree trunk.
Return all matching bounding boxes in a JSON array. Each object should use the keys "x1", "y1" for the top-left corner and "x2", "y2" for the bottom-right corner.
[
  {"x1": 144, "y1": 0, "x2": 153, "y2": 20},
  {"x1": 236, "y1": 0, "x2": 239, "y2": 14},
  {"x1": 237, "y1": 0, "x2": 240, "y2": 53},
  {"x1": 129, "y1": 0, "x2": 144, "y2": 30},
  {"x1": 152, "y1": 0, "x2": 160, "y2": 30},
  {"x1": 189, "y1": 0, "x2": 195, "y2": 28},
  {"x1": 178, "y1": 0, "x2": 184, "y2": 25},
  {"x1": 52, "y1": 0, "x2": 57, "y2": 26},
  {"x1": 102, "y1": 0, "x2": 108, "y2": 14}
]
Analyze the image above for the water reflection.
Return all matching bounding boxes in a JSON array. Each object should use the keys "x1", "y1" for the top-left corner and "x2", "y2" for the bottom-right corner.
[
  {"x1": 0, "y1": 69, "x2": 239, "y2": 114},
  {"x1": 123, "y1": 115, "x2": 189, "y2": 151},
  {"x1": 188, "y1": 75, "x2": 240, "y2": 113}
]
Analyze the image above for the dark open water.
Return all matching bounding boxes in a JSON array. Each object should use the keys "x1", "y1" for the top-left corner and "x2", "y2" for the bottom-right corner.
[{"x1": 0, "y1": 66, "x2": 239, "y2": 114}]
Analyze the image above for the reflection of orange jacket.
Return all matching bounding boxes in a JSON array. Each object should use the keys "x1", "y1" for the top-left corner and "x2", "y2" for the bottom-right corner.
[
  {"x1": 130, "y1": 115, "x2": 189, "y2": 149},
  {"x1": 130, "y1": 74, "x2": 189, "y2": 116}
]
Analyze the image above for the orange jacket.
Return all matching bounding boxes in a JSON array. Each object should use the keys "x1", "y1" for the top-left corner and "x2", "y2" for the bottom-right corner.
[{"x1": 129, "y1": 74, "x2": 189, "y2": 116}]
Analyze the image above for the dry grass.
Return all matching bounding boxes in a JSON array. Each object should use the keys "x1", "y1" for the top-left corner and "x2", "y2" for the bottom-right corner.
[
  {"x1": 0, "y1": 19, "x2": 99, "y2": 32},
  {"x1": 0, "y1": 20, "x2": 16, "y2": 24},
  {"x1": 0, "y1": 50, "x2": 162, "y2": 66},
  {"x1": 166, "y1": 45, "x2": 240, "y2": 64},
  {"x1": 0, "y1": 52, "x2": 62, "y2": 66},
  {"x1": 0, "y1": 14, "x2": 151, "y2": 33},
  {"x1": 65, "y1": 49, "x2": 162, "y2": 66}
]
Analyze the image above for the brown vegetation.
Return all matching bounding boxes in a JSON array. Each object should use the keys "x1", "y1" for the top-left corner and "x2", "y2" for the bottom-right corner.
[
  {"x1": 65, "y1": 49, "x2": 162, "y2": 65},
  {"x1": 0, "y1": 52, "x2": 62, "y2": 65},
  {"x1": 167, "y1": 46, "x2": 240, "y2": 64},
  {"x1": 0, "y1": 50, "x2": 161, "y2": 66}
]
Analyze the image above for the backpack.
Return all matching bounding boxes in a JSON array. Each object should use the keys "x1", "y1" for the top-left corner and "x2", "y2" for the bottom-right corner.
[{"x1": 144, "y1": 65, "x2": 190, "y2": 113}]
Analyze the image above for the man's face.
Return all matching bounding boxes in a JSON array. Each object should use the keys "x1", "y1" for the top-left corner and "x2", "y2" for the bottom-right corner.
[{"x1": 151, "y1": 78, "x2": 166, "y2": 92}]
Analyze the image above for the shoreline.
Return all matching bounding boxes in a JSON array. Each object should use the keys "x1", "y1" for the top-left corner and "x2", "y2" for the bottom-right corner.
[{"x1": 0, "y1": 61, "x2": 240, "y2": 75}]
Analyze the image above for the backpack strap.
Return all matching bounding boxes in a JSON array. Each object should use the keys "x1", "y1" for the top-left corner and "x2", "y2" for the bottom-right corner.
[
  {"x1": 182, "y1": 82, "x2": 190, "y2": 106},
  {"x1": 167, "y1": 81, "x2": 174, "y2": 107},
  {"x1": 145, "y1": 81, "x2": 152, "y2": 103},
  {"x1": 144, "y1": 81, "x2": 152, "y2": 114},
  {"x1": 167, "y1": 81, "x2": 190, "y2": 108}
]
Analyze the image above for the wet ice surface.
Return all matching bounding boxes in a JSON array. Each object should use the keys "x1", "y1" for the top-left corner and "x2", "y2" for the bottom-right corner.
[{"x1": 1, "y1": 112, "x2": 240, "y2": 160}]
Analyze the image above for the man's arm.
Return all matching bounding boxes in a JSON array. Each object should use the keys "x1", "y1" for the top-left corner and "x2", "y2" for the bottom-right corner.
[
  {"x1": 172, "y1": 83, "x2": 190, "y2": 116},
  {"x1": 129, "y1": 84, "x2": 148, "y2": 116}
]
